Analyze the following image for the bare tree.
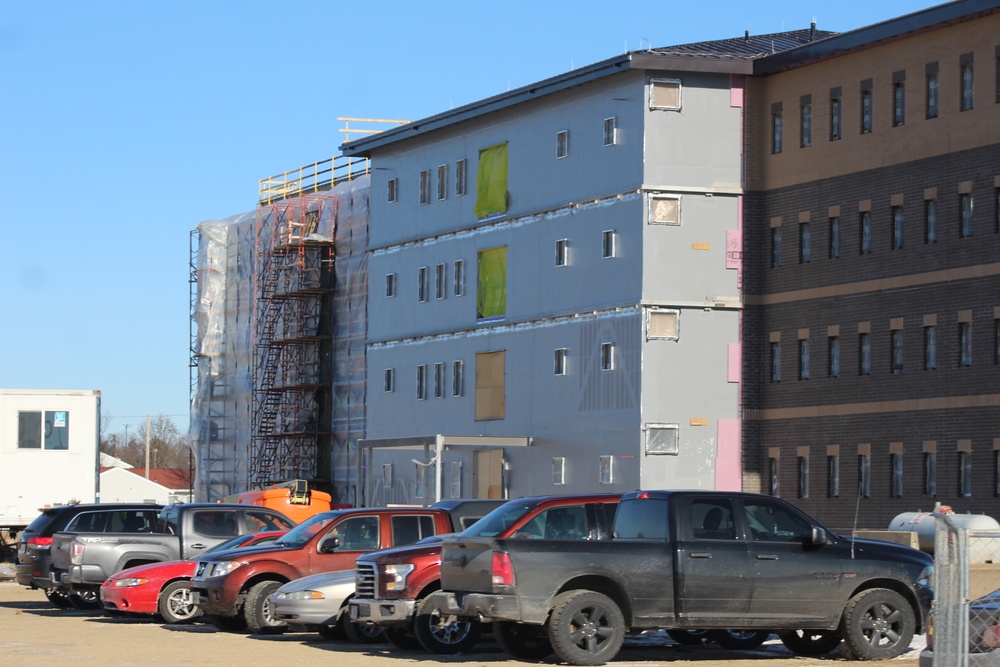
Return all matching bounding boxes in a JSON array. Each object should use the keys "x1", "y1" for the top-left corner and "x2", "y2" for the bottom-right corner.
[{"x1": 100, "y1": 414, "x2": 190, "y2": 469}]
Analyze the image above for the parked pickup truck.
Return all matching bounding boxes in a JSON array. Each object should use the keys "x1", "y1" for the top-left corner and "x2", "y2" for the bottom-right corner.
[
  {"x1": 433, "y1": 490, "x2": 934, "y2": 665},
  {"x1": 350, "y1": 493, "x2": 620, "y2": 654},
  {"x1": 49, "y1": 503, "x2": 295, "y2": 605},
  {"x1": 190, "y1": 499, "x2": 504, "y2": 636}
]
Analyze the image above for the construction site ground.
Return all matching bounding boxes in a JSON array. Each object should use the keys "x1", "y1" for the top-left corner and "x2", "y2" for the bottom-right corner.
[{"x1": 0, "y1": 581, "x2": 928, "y2": 667}]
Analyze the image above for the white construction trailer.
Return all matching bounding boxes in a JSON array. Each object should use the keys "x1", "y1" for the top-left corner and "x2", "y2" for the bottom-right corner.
[{"x1": 0, "y1": 389, "x2": 101, "y2": 544}]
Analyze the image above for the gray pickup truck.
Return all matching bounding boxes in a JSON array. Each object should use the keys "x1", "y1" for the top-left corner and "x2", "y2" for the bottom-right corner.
[
  {"x1": 433, "y1": 489, "x2": 934, "y2": 665},
  {"x1": 49, "y1": 503, "x2": 295, "y2": 604}
]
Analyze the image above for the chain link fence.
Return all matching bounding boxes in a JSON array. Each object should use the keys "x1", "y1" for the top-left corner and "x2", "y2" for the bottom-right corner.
[{"x1": 931, "y1": 514, "x2": 1000, "y2": 667}]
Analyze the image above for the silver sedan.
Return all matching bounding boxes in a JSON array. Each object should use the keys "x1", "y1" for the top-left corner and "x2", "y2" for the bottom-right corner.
[{"x1": 271, "y1": 570, "x2": 383, "y2": 642}]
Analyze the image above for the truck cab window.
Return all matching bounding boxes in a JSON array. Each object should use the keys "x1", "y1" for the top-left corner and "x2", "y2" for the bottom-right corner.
[{"x1": 744, "y1": 500, "x2": 812, "y2": 542}]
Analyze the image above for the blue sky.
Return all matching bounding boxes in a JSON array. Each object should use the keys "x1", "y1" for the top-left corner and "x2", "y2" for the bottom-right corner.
[{"x1": 0, "y1": 0, "x2": 938, "y2": 439}]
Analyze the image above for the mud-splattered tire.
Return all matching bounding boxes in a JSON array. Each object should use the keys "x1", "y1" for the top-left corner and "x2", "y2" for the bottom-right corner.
[
  {"x1": 158, "y1": 580, "x2": 201, "y2": 624},
  {"x1": 494, "y1": 621, "x2": 554, "y2": 660},
  {"x1": 779, "y1": 629, "x2": 843, "y2": 656},
  {"x1": 710, "y1": 629, "x2": 770, "y2": 650},
  {"x1": 547, "y1": 590, "x2": 625, "y2": 666},
  {"x1": 839, "y1": 588, "x2": 914, "y2": 660},
  {"x1": 244, "y1": 580, "x2": 286, "y2": 635},
  {"x1": 413, "y1": 594, "x2": 481, "y2": 654}
]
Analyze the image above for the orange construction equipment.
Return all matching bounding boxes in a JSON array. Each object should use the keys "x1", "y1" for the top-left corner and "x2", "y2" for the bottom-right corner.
[{"x1": 235, "y1": 480, "x2": 348, "y2": 525}]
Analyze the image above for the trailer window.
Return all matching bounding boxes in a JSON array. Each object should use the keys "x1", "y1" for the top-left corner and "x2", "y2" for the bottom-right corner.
[{"x1": 18, "y1": 410, "x2": 70, "y2": 450}]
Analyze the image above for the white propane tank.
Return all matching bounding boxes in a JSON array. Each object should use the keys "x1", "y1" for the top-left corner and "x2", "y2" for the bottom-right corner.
[{"x1": 889, "y1": 505, "x2": 1000, "y2": 553}]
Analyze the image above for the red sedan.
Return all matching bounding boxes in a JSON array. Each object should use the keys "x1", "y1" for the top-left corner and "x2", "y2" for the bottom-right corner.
[{"x1": 101, "y1": 531, "x2": 286, "y2": 623}]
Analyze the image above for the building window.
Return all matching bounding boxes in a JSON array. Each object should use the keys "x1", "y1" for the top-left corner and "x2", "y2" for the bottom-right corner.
[
  {"x1": 830, "y1": 94, "x2": 842, "y2": 140},
  {"x1": 771, "y1": 227, "x2": 782, "y2": 267},
  {"x1": 960, "y1": 321, "x2": 973, "y2": 366},
  {"x1": 599, "y1": 455, "x2": 614, "y2": 484},
  {"x1": 450, "y1": 461, "x2": 462, "y2": 498},
  {"x1": 452, "y1": 360, "x2": 464, "y2": 397},
  {"x1": 995, "y1": 317, "x2": 1000, "y2": 365},
  {"x1": 417, "y1": 267, "x2": 428, "y2": 303},
  {"x1": 798, "y1": 455, "x2": 809, "y2": 498},
  {"x1": 475, "y1": 350, "x2": 505, "y2": 420},
  {"x1": 770, "y1": 341, "x2": 781, "y2": 382},
  {"x1": 891, "y1": 453, "x2": 904, "y2": 498},
  {"x1": 387, "y1": 178, "x2": 398, "y2": 203},
  {"x1": 892, "y1": 206, "x2": 904, "y2": 250},
  {"x1": 453, "y1": 260, "x2": 465, "y2": 297},
  {"x1": 925, "y1": 199, "x2": 938, "y2": 244},
  {"x1": 553, "y1": 457, "x2": 566, "y2": 485},
  {"x1": 554, "y1": 348, "x2": 568, "y2": 376},
  {"x1": 799, "y1": 222, "x2": 810, "y2": 263},
  {"x1": 925, "y1": 326, "x2": 938, "y2": 370},
  {"x1": 995, "y1": 450, "x2": 1000, "y2": 497},
  {"x1": 645, "y1": 424, "x2": 680, "y2": 455},
  {"x1": 799, "y1": 339, "x2": 810, "y2": 380},
  {"x1": 859, "y1": 333, "x2": 871, "y2": 376},
  {"x1": 859, "y1": 453, "x2": 871, "y2": 498},
  {"x1": 17, "y1": 411, "x2": 69, "y2": 450},
  {"x1": 827, "y1": 454, "x2": 840, "y2": 498},
  {"x1": 649, "y1": 78, "x2": 682, "y2": 110},
  {"x1": 891, "y1": 330, "x2": 904, "y2": 374},
  {"x1": 647, "y1": 309, "x2": 679, "y2": 340},
  {"x1": 416, "y1": 364, "x2": 427, "y2": 400},
  {"x1": 602, "y1": 230, "x2": 616, "y2": 259},
  {"x1": 600, "y1": 342, "x2": 615, "y2": 371},
  {"x1": 455, "y1": 159, "x2": 467, "y2": 196},
  {"x1": 860, "y1": 86, "x2": 873, "y2": 134},
  {"x1": 959, "y1": 450, "x2": 973, "y2": 497},
  {"x1": 603, "y1": 117, "x2": 617, "y2": 146},
  {"x1": 434, "y1": 362, "x2": 445, "y2": 399},
  {"x1": 474, "y1": 142, "x2": 508, "y2": 218},
  {"x1": 800, "y1": 97, "x2": 812, "y2": 147},
  {"x1": 556, "y1": 130, "x2": 570, "y2": 159},
  {"x1": 926, "y1": 66, "x2": 940, "y2": 119},
  {"x1": 859, "y1": 212, "x2": 872, "y2": 254},
  {"x1": 383, "y1": 463, "x2": 393, "y2": 489},
  {"x1": 385, "y1": 273, "x2": 397, "y2": 298},
  {"x1": 924, "y1": 451, "x2": 938, "y2": 496},
  {"x1": 829, "y1": 217, "x2": 841, "y2": 258},
  {"x1": 435, "y1": 263, "x2": 447, "y2": 300},
  {"x1": 961, "y1": 193, "x2": 974, "y2": 237},
  {"x1": 555, "y1": 238, "x2": 568, "y2": 267},
  {"x1": 769, "y1": 456, "x2": 780, "y2": 497},
  {"x1": 649, "y1": 194, "x2": 680, "y2": 225},
  {"x1": 828, "y1": 336, "x2": 840, "y2": 378},
  {"x1": 437, "y1": 164, "x2": 448, "y2": 201},
  {"x1": 419, "y1": 169, "x2": 431, "y2": 205},
  {"x1": 893, "y1": 78, "x2": 906, "y2": 126},
  {"x1": 384, "y1": 368, "x2": 395, "y2": 393},
  {"x1": 961, "y1": 56, "x2": 975, "y2": 111},
  {"x1": 771, "y1": 107, "x2": 783, "y2": 153},
  {"x1": 996, "y1": 187, "x2": 1000, "y2": 233},
  {"x1": 476, "y1": 247, "x2": 506, "y2": 321},
  {"x1": 414, "y1": 463, "x2": 425, "y2": 499}
]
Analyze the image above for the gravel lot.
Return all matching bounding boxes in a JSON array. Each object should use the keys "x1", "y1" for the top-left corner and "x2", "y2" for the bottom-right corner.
[{"x1": 0, "y1": 581, "x2": 926, "y2": 667}]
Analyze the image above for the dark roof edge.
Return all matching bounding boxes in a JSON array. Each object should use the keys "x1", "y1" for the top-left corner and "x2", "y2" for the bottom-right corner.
[
  {"x1": 341, "y1": 52, "x2": 751, "y2": 157},
  {"x1": 755, "y1": 0, "x2": 1000, "y2": 75}
]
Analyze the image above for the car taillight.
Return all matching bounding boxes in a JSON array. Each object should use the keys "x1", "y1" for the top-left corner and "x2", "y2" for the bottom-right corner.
[
  {"x1": 925, "y1": 614, "x2": 933, "y2": 649},
  {"x1": 27, "y1": 536, "x2": 53, "y2": 550},
  {"x1": 491, "y1": 552, "x2": 515, "y2": 586},
  {"x1": 70, "y1": 543, "x2": 85, "y2": 565}
]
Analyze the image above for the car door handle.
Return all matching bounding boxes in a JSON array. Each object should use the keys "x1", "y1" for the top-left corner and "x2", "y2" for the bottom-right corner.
[
  {"x1": 689, "y1": 552, "x2": 712, "y2": 559},
  {"x1": 756, "y1": 554, "x2": 779, "y2": 560},
  {"x1": 190, "y1": 543, "x2": 207, "y2": 550}
]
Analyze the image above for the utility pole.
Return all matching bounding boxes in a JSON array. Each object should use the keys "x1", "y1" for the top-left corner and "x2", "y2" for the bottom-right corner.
[{"x1": 144, "y1": 414, "x2": 151, "y2": 478}]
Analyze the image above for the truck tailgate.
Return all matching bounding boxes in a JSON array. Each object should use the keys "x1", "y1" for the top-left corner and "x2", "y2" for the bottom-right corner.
[{"x1": 439, "y1": 537, "x2": 498, "y2": 593}]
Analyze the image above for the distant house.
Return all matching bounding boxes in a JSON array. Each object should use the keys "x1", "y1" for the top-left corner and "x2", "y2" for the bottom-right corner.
[{"x1": 99, "y1": 467, "x2": 193, "y2": 505}]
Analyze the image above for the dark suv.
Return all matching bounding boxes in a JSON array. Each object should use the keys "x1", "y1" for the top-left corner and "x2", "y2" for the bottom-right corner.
[{"x1": 15, "y1": 502, "x2": 162, "y2": 608}]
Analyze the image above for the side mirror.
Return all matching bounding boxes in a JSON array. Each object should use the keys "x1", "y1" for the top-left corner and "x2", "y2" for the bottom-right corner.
[
  {"x1": 319, "y1": 535, "x2": 342, "y2": 553},
  {"x1": 811, "y1": 526, "x2": 829, "y2": 546}
]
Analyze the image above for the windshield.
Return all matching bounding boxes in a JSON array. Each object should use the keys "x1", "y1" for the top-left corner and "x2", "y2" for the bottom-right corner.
[
  {"x1": 202, "y1": 533, "x2": 255, "y2": 555},
  {"x1": 275, "y1": 513, "x2": 339, "y2": 548},
  {"x1": 459, "y1": 501, "x2": 536, "y2": 538}
]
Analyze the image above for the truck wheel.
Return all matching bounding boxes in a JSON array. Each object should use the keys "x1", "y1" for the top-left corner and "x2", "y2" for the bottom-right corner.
[
  {"x1": 413, "y1": 594, "x2": 481, "y2": 654},
  {"x1": 666, "y1": 629, "x2": 712, "y2": 645},
  {"x1": 207, "y1": 613, "x2": 248, "y2": 632},
  {"x1": 69, "y1": 589, "x2": 102, "y2": 610},
  {"x1": 45, "y1": 588, "x2": 73, "y2": 608},
  {"x1": 778, "y1": 629, "x2": 842, "y2": 656},
  {"x1": 547, "y1": 590, "x2": 625, "y2": 666},
  {"x1": 382, "y1": 627, "x2": 422, "y2": 650},
  {"x1": 494, "y1": 621, "x2": 554, "y2": 660},
  {"x1": 244, "y1": 580, "x2": 287, "y2": 634},
  {"x1": 839, "y1": 588, "x2": 914, "y2": 660},
  {"x1": 157, "y1": 580, "x2": 202, "y2": 624},
  {"x1": 341, "y1": 616, "x2": 385, "y2": 644},
  {"x1": 710, "y1": 629, "x2": 770, "y2": 650}
]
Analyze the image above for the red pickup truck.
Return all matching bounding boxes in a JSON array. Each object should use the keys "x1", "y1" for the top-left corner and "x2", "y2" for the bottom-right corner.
[
  {"x1": 349, "y1": 493, "x2": 621, "y2": 653},
  {"x1": 189, "y1": 500, "x2": 502, "y2": 635}
]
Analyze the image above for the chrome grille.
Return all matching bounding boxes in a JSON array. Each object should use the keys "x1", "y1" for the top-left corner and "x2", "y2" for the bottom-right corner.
[{"x1": 355, "y1": 561, "x2": 377, "y2": 599}]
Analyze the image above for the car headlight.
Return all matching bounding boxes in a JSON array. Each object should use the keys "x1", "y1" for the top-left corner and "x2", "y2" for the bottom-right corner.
[
  {"x1": 277, "y1": 590, "x2": 325, "y2": 601},
  {"x1": 114, "y1": 577, "x2": 150, "y2": 587},
  {"x1": 209, "y1": 561, "x2": 245, "y2": 577},
  {"x1": 383, "y1": 563, "x2": 415, "y2": 591}
]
